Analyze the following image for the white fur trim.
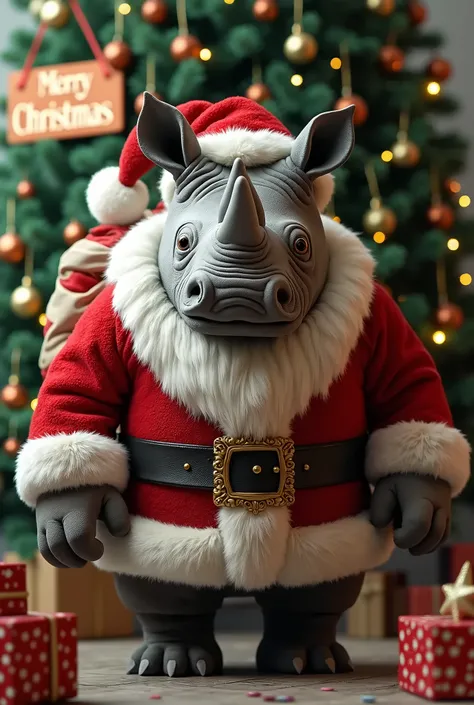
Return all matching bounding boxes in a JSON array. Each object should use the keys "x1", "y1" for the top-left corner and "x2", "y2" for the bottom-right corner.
[
  {"x1": 107, "y1": 214, "x2": 374, "y2": 439},
  {"x1": 15, "y1": 432, "x2": 129, "y2": 508},
  {"x1": 366, "y1": 422, "x2": 471, "y2": 497},
  {"x1": 159, "y1": 131, "x2": 335, "y2": 213},
  {"x1": 94, "y1": 511, "x2": 393, "y2": 589},
  {"x1": 87, "y1": 166, "x2": 150, "y2": 226}
]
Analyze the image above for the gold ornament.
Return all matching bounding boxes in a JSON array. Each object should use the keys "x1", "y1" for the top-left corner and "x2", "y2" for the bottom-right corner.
[
  {"x1": 363, "y1": 205, "x2": 397, "y2": 236},
  {"x1": 284, "y1": 32, "x2": 318, "y2": 64},
  {"x1": 16, "y1": 180, "x2": 36, "y2": 199},
  {"x1": 253, "y1": 0, "x2": 279, "y2": 21},
  {"x1": 391, "y1": 138, "x2": 420, "y2": 167},
  {"x1": 40, "y1": 0, "x2": 70, "y2": 28},
  {"x1": 63, "y1": 220, "x2": 88, "y2": 246},
  {"x1": 246, "y1": 83, "x2": 271, "y2": 103},
  {"x1": 0, "y1": 233, "x2": 25, "y2": 264},
  {"x1": 3, "y1": 437, "x2": 22, "y2": 458},
  {"x1": 366, "y1": 0, "x2": 395, "y2": 15},
  {"x1": 170, "y1": 34, "x2": 202, "y2": 61},
  {"x1": 440, "y1": 561, "x2": 474, "y2": 622},
  {"x1": 29, "y1": 0, "x2": 45, "y2": 17},
  {"x1": 104, "y1": 40, "x2": 133, "y2": 70},
  {"x1": 141, "y1": 0, "x2": 168, "y2": 24},
  {"x1": 1, "y1": 384, "x2": 29, "y2": 410},
  {"x1": 11, "y1": 281, "x2": 43, "y2": 319}
]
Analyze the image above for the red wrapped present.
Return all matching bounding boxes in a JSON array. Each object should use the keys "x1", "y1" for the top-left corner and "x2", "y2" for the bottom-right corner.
[
  {"x1": 0, "y1": 612, "x2": 77, "y2": 704},
  {"x1": 0, "y1": 564, "x2": 27, "y2": 617},
  {"x1": 398, "y1": 615, "x2": 474, "y2": 700},
  {"x1": 408, "y1": 586, "x2": 444, "y2": 616}
]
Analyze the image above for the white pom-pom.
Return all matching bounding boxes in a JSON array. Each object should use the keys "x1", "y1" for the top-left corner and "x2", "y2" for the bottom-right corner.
[
  {"x1": 86, "y1": 166, "x2": 150, "y2": 226},
  {"x1": 314, "y1": 174, "x2": 335, "y2": 212},
  {"x1": 159, "y1": 171, "x2": 176, "y2": 208}
]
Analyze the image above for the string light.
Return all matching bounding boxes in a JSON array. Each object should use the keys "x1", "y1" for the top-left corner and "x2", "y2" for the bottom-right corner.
[
  {"x1": 224, "y1": 0, "x2": 235, "y2": 4},
  {"x1": 426, "y1": 81, "x2": 441, "y2": 96},
  {"x1": 373, "y1": 232, "x2": 386, "y2": 244},
  {"x1": 447, "y1": 238, "x2": 460, "y2": 251},
  {"x1": 30, "y1": 398, "x2": 38, "y2": 411},
  {"x1": 433, "y1": 330, "x2": 446, "y2": 345},
  {"x1": 333, "y1": 216, "x2": 341, "y2": 223},
  {"x1": 330, "y1": 57, "x2": 342, "y2": 69},
  {"x1": 38, "y1": 313, "x2": 47, "y2": 326},
  {"x1": 118, "y1": 2, "x2": 131, "y2": 14},
  {"x1": 200, "y1": 48, "x2": 212, "y2": 61},
  {"x1": 290, "y1": 74, "x2": 304, "y2": 86},
  {"x1": 460, "y1": 273, "x2": 472, "y2": 286},
  {"x1": 459, "y1": 195, "x2": 471, "y2": 208},
  {"x1": 381, "y1": 150, "x2": 393, "y2": 162}
]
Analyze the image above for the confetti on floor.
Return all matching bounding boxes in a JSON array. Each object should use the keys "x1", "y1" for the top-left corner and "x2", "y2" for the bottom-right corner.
[
  {"x1": 247, "y1": 693, "x2": 262, "y2": 698},
  {"x1": 263, "y1": 697, "x2": 275, "y2": 702},
  {"x1": 276, "y1": 697, "x2": 295, "y2": 703},
  {"x1": 149, "y1": 697, "x2": 162, "y2": 701},
  {"x1": 320, "y1": 687, "x2": 335, "y2": 692},
  {"x1": 360, "y1": 697, "x2": 376, "y2": 704}
]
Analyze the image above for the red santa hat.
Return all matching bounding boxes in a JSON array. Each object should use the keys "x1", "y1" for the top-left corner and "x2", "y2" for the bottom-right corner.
[{"x1": 86, "y1": 97, "x2": 335, "y2": 226}]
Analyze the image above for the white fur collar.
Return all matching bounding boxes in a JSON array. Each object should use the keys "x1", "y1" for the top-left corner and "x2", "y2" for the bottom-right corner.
[{"x1": 107, "y1": 214, "x2": 374, "y2": 438}]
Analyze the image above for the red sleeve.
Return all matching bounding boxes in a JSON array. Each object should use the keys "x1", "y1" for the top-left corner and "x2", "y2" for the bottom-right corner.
[{"x1": 364, "y1": 284, "x2": 453, "y2": 432}]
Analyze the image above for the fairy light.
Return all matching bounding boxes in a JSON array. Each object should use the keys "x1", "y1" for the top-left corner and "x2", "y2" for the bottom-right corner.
[
  {"x1": 373, "y1": 232, "x2": 386, "y2": 244},
  {"x1": 460, "y1": 273, "x2": 472, "y2": 286},
  {"x1": 333, "y1": 216, "x2": 341, "y2": 223},
  {"x1": 447, "y1": 238, "x2": 460, "y2": 251},
  {"x1": 432, "y1": 330, "x2": 446, "y2": 345},
  {"x1": 30, "y1": 398, "x2": 38, "y2": 411},
  {"x1": 330, "y1": 57, "x2": 342, "y2": 70},
  {"x1": 38, "y1": 313, "x2": 47, "y2": 326},
  {"x1": 291, "y1": 74, "x2": 304, "y2": 86},
  {"x1": 459, "y1": 195, "x2": 471, "y2": 208},
  {"x1": 118, "y1": 2, "x2": 131, "y2": 14},
  {"x1": 200, "y1": 48, "x2": 212, "y2": 61},
  {"x1": 224, "y1": 0, "x2": 235, "y2": 4},
  {"x1": 427, "y1": 81, "x2": 441, "y2": 96},
  {"x1": 381, "y1": 150, "x2": 393, "y2": 162}
]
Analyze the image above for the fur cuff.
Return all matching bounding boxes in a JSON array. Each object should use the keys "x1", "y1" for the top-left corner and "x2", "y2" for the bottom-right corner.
[
  {"x1": 366, "y1": 421, "x2": 471, "y2": 497},
  {"x1": 15, "y1": 432, "x2": 129, "y2": 508}
]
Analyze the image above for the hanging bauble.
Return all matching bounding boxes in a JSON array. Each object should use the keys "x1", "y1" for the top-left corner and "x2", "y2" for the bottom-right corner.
[
  {"x1": 436, "y1": 302, "x2": 464, "y2": 330},
  {"x1": 246, "y1": 83, "x2": 271, "y2": 103},
  {"x1": 363, "y1": 205, "x2": 397, "y2": 236},
  {"x1": 29, "y1": 0, "x2": 45, "y2": 17},
  {"x1": 334, "y1": 95, "x2": 368, "y2": 126},
  {"x1": 11, "y1": 281, "x2": 42, "y2": 319},
  {"x1": 1, "y1": 384, "x2": 29, "y2": 410},
  {"x1": 39, "y1": 0, "x2": 70, "y2": 28},
  {"x1": 16, "y1": 180, "x2": 36, "y2": 200},
  {"x1": 170, "y1": 34, "x2": 202, "y2": 62},
  {"x1": 3, "y1": 437, "x2": 22, "y2": 458},
  {"x1": 391, "y1": 139, "x2": 421, "y2": 167},
  {"x1": 379, "y1": 45, "x2": 405, "y2": 73},
  {"x1": 366, "y1": 0, "x2": 395, "y2": 16},
  {"x1": 283, "y1": 32, "x2": 318, "y2": 64},
  {"x1": 253, "y1": 0, "x2": 279, "y2": 21},
  {"x1": 141, "y1": 0, "x2": 168, "y2": 23},
  {"x1": 427, "y1": 203, "x2": 455, "y2": 230},
  {"x1": 408, "y1": 1, "x2": 427, "y2": 25},
  {"x1": 134, "y1": 90, "x2": 162, "y2": 115},
  {"x1": 427, "y1": 58, "x2": 452, "y2": 82},
  {"x1": 64, "y1": 220, "x2": 88, "y2": 247},
  {"x1": 104, "y1": 40, "x2": 133, "y2": 70},
  {"x1": 0, "y1": 233, "x2": 26, "y2": 264}
]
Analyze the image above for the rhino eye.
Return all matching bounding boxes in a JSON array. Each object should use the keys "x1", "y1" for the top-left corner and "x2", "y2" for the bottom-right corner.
[
  {"x1": 293, "y1": 237, "x2": 309, "y2": 255},
  {"x1": 177, "y1": 235, "x2": 190, "y2": 251},
  {"x1": 175, "y1": 224, "x2": 197, "y2": 255}
]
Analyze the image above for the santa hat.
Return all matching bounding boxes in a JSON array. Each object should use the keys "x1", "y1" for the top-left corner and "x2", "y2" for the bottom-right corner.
[{"x1": 86, "y1": 97, "x2": 335, "y2": 226}]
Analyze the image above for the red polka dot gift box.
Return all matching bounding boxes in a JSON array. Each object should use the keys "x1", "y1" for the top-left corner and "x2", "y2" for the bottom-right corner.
[
  {"x1": 0, "y1": 564, "x2": 27, "y2": 618},
  {"x1": 0, "y1": 612, "x2": 77, "y2": 704},
  {"x1": 398, "y1": 615, "x2": 474, "y2": 700}
]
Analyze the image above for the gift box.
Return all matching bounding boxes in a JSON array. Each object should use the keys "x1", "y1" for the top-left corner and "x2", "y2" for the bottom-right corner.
[
  {"x1": 0, "y1": 612, "x2": 77, "y2": 704},
  {"x1": 347, "y1": 571, "x2": 407, "y2": 638},
  {"x1": 398, "y1": 615, "x2": 474, "y2": 700},
  {"x1": 0, "y1": 563, "x2": 27, "y2": 618},
  {"x1": 408, "y1": 586, "x2": 445, "y2": 616}
]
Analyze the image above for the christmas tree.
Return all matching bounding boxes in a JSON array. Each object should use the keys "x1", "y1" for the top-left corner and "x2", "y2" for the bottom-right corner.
[{"x1": 1, "y1": 0, "x2": 473, "y2": 557}]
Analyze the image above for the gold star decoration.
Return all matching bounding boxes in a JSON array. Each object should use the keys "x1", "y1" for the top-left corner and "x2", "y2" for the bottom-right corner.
[{"x1": 440, "y1": 561, "x2": 474, "y2": 622}]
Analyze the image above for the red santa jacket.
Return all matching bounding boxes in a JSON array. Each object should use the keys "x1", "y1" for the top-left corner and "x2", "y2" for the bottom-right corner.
[{"x1": 17, "y1": 214, "x2": 470, "y2": 591}]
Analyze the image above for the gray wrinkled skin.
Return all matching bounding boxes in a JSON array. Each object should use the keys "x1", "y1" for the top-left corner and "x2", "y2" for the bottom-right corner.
[{"x1": 137, "y1": 93, "x2": 356, "y2": 338}]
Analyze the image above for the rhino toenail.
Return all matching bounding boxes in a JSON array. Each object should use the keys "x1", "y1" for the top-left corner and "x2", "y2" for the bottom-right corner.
[
  {"x1": 166, "y1": 660, "x2": 177, "y2": 677},
  {"x1": 325, "y1": 657, "x2": 336, "y2": 673},
  {"x1": 292, "y1": 657, "x2": 304, "y2": 674},
  {"x1": 196, "y1": 659, "x2": 207, "y2": 676},
  {"x1": 139, "y1": 659, "x2": 150, "y2": 676}
]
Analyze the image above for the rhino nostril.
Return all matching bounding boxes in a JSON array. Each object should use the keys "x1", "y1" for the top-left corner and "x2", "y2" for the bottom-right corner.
[
  {"x1": 189, "y1": 284, "x2": 201, "y2": 300},
  {"x1": 277, "y1": 288, "x2": 290, "y2": 306}
]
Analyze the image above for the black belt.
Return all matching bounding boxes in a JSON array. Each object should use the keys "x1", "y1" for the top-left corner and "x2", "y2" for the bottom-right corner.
[{"x1": 124, "y1": 435, "x2": 367, "y2": 498}]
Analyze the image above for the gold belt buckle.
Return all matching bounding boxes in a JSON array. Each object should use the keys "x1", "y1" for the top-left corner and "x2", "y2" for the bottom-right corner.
[{"x1": 213, "y1": 436, "x2": 296, "y2": 515}]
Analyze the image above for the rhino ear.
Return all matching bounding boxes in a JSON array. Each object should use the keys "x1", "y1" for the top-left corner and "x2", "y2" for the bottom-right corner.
[
  {"x1": 137, "y1": 92, "x2": 201, "y2": 179},
  {"x1": 290, "y1": 105, "x2": 355, "y2": 179}
]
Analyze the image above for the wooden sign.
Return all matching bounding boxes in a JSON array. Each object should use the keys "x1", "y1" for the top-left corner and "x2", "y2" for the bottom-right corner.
[{"x1": 7, "y1": 59, "x2": 125, "y2": 145}]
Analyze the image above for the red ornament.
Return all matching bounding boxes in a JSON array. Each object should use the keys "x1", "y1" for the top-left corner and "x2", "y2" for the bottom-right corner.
[
  {"x1": 246, "y1": 83, "x2": 271, "y2": 103},
  {"x1": 252, "y1": 0, "x2": 279, "y2": 21},
  {"x1": 379, "y1": 45, "x2": 405, "y2": 73},
  {"x1": 427, "y1": 57, "x2": 452, "y2": 82},
  {"x1": 3, "y1": 437, "x2": 22, "y2": 457},
  {"x1": 104, "y1": 40, "x2": 133, "y2": 70},
  {"x1": 16, "y1": 180, "x2": 36, "y2": 199},
  {"x1": 408, "y1": 1, "x2": 427, "y2": 25},
  {"x1": 427, "y1": 203, "x2": 455, "y2": 230},
  {"x1": 1, "y1": 383, "x2": 29, "y2": 409},
  {"x1": 63, "y1": 220, "x2": 88, "y2": 246},
  {"x1": 141, "y1": 0, "x2": 168, "y2": 23},
  {"x1": 436, "y1": 302, "x2": 464, "y2": 330},
  {"x1": 134, "y1": 90, "x2": 162, "y2": 115},
  {"x1": 0, "y1": 232, "x2": 26, "y2": 264},
  {"x1": 170, "y1": 35, "x2": 202, "y2": 62},
  {"x1": 334, "y1": 95, "x2": 368, "y2": 126}
]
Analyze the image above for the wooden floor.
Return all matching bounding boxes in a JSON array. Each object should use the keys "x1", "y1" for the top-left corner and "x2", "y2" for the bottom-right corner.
[{"x1": 75, "y1": 633, "x2": 437, "y2": 705}]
